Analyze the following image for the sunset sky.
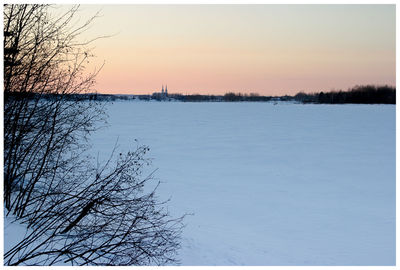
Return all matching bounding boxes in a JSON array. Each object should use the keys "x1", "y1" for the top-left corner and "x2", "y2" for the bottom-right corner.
[{"x1": 74, "y1": 4, "x2": 395, "y2": 95}]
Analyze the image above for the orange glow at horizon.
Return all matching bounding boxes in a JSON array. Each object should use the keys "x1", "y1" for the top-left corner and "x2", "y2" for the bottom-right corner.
[{"x1": 76, "y1": 5, "x2": 395, "y2": 96}]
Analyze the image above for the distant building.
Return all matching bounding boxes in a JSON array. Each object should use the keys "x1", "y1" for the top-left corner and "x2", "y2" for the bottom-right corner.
[
  {"x1": 152, "y1": 85, "x2": 169, "y2": 100},
  {"x1": 161, "y1": 85, "x2": 168, "y2": 97}
]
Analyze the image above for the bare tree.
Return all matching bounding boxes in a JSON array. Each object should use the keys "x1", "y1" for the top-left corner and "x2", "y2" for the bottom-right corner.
[
  {"x1": 4, "y1": 4, "x2": 184, "y2": 265},
  {"x1": 5, "y1": 145, "x2": 184, "y2": 265},
  {"x1": 4, "y1": 4, "x2": 103, "y2": 214}
]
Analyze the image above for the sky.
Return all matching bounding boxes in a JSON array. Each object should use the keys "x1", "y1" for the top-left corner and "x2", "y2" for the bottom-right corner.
[{"x1": 72, "y1": 4, "x2": 395, "y2": 95}]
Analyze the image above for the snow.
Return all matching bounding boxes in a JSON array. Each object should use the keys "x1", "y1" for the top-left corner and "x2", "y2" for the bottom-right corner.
[
  {"x1": 88, "y1": 101, "x2": 395, "y2": 266},
  {"x1": 4, "y1": 215, "x2": 29, "y2": 256},
  {"x1": 5, "y1": 101, "x2": 395, "y2": 266}
]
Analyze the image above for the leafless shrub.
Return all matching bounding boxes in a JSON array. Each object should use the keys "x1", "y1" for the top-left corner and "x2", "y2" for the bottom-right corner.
[
  {"x1": 5, "y1": 145, "x2": 184, "y2": 265},
  {"x1": 4, "y1": 4, "x2": 184, "y2": 265}
]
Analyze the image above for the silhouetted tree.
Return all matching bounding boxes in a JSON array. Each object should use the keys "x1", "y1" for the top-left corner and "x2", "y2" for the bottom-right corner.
[
  {"x1": 4, "y1": 4, "x2": 183, "y2": 266},
  {"x1": 294, "y1": 85, "x2": 395, "y2": 104}
]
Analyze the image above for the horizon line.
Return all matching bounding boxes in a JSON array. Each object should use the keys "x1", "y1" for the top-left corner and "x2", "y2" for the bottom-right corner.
[{"x1": 94, "y1": 83, "x2": 396, "y2": 96}]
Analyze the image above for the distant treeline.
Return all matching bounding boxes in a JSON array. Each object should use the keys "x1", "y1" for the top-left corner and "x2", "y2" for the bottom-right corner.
[
  {"x1": 144, "y1": 85, "x2": 396, "y2": 104},
  {"x1": 294, "y1": 85, "x2": 395, "y2": 104},
  {"x1": 166, "y1": 93, "x2": 278, "y2": 102},
  {"x1": 148, "y1": 92, "x2": 293, "y2": 102},
  {"x1": 6, "y1": 85, "x2": 395, "y2": 104}
]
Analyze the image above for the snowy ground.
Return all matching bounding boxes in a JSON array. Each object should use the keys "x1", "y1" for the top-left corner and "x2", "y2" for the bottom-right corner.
[
  {"x1": 7, "y1": 101, "x2": 394, "y2": 266},
  {"x1": 89, "y1": 101, "x2": 396, "y2": 266}
]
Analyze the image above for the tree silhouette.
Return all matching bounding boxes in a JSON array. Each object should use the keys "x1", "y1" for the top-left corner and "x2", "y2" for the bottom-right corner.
[{"x1": 4, "y1": 4, "x2": 184, "y2": 265}]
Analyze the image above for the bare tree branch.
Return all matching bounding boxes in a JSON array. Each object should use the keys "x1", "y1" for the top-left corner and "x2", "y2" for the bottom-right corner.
[{"x1": 4, "y1": 4, "x2": 184, "y2": 266}]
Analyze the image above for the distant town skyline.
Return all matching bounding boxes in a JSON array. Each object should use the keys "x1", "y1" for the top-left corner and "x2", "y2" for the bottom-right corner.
[{"x1": 73, "y1": 4, "x2": 395, "y2": 96}]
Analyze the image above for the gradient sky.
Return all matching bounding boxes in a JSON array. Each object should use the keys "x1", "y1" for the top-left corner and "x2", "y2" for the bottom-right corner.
[{"x1": 74, "y1": 5, "x2": 395, "y2": 95}]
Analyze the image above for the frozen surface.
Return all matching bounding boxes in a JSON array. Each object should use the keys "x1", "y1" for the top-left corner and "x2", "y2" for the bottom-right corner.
[
  {"x1": 4, "y1": 215, "x2": 28, "y2": 256},
  {"x1": 74, "y1": 102, "x2": 396, "y2": 265}
]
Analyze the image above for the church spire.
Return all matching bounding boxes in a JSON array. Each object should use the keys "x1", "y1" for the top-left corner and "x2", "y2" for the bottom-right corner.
[{"x1": 162, "y1": 85, "x2": 164, "y2": 94}]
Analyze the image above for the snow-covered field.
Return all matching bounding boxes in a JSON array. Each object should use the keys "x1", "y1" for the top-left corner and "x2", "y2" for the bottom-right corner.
[{"x1": 53, "y1": 102, "x2": 400, "y2": 265}]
